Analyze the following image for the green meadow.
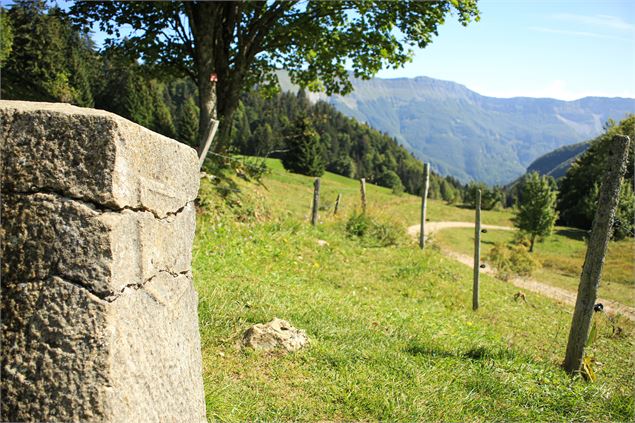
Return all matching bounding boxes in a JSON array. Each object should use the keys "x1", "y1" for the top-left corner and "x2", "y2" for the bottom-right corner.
[{"x1": 193, "y1": 159, "x2": 634, "y2": 421}]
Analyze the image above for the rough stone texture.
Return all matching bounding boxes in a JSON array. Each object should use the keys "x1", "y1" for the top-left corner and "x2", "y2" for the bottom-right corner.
[
  {"x1": 1, "y1": 100, "x2": 198, "y2": 218},
  {"x1": 1, "y1": 101, "x2": 206, "y2": 422},
  {"x1": 242, "y1": 318, "x2": 309, "y2": 352}
]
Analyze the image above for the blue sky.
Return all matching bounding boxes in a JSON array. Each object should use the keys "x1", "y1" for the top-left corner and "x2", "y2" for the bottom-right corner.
[{"x1": 376, "y1": 0, "x2": 635, "y2": 100}]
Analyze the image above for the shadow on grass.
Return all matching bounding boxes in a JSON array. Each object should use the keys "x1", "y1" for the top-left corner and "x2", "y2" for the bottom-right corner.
[
  {"x1": 405, "y1": 343, "x2": 517, "y2": 361},
  {"x1": 555, "y1": 228, "x2": 588, "y2": 242}
]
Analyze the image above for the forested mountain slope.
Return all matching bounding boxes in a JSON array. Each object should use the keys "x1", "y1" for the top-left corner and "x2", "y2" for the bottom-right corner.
[
  {"x1": 279, "y1": 72, "x2": 634, "y2": 184},
  {"x1": 526, "y1": 141, "x2": 592, "y2": 179}
]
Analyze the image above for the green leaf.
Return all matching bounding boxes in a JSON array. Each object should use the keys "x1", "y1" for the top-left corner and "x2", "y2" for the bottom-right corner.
[{"x1": 586, "y1": 320, "x2": 597, "y2": 347}]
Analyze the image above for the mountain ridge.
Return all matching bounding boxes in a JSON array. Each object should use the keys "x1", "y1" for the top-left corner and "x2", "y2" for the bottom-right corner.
[{"x1": 277, "y1": 71, "x2": 634, "y2": 184}]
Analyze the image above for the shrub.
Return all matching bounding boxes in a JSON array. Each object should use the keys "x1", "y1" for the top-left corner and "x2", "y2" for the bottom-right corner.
[
  {"x1": 345, "y1": 212, "x2": 405, "y2": 247},
  {"x1": 345, "y1": 212, "x2": 371, "y2": 237},
  {"x1": 487, "y1": 242, "x2": 541, "y2": 280}
]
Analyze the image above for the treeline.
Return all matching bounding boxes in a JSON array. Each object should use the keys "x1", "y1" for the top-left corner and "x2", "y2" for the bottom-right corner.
[{"x1": 228, "y1": 89, "x2": 468, "y2": 199}]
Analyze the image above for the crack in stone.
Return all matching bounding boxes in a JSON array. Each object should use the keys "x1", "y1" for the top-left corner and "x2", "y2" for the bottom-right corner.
[
  {"x1": 5, "y1": 187, "x2": 191, "y2": 220},
  {"x1": 109, "y1": 269, "x2": 191, "y2": 303},
  {"x1": 6, "y1": 269, "x2": 191, "y2": 305}
]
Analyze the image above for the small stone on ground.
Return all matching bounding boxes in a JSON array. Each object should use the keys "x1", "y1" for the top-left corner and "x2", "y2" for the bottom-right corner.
[{"x1": 242, "y1": 318, "x2": 309, "y2": 352}]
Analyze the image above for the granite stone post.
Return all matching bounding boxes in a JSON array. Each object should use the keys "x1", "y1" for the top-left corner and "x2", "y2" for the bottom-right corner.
[{"x1": 1, "y1": 101, "x2": 207, "y2": 422}]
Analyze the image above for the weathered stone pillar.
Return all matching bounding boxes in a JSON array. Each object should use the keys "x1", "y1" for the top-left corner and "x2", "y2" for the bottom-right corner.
[{"x1": 1, "y1": 101, "x2": 206, "y2": 422}]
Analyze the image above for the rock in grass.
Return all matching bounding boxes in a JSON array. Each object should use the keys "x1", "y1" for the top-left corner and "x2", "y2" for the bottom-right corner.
[{"x1": 242, "y1": 318, "x2": 309, "y2": 352}]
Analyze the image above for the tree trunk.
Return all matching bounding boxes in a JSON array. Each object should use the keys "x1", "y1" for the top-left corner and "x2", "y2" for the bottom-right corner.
[
  {"x1": 187, "y1": 3, "x2": 220, "y2": 149},
  {"x1": 197, "y1": 76, "x2": 217, "y2": 144},
  {"x1": 529, "y1": 235, "x2": 535, "y2": 252},
  {"x1": 188, "y1": 2, "x2": 242, "y2": 155},
  {"x1": 214, "y1": 83, "x2": 241, "y2": 153}
]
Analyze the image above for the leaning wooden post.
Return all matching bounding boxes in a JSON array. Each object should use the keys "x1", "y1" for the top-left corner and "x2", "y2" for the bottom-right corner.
[
  {"x1": 563, "y1": 135, "x2": 631, "y2": 374},
  {"x1": 334, "y1": 193, "x2": 342, "y2": 216},
  {"x1": 473, "y1": 189, "x2": 482, "y2": 311},
  {"x1": 360, "y1": 178, "x2": 367, "y2": 214},
  {"x1": 197, "y1": 119, "x2": 220, "y2": 169},
  {"x1": 419, "y1": 163, "x2": 430, "y2": 249},
  {"x1": 311, "y1": 178, "x2": 320, "y2": 226}
]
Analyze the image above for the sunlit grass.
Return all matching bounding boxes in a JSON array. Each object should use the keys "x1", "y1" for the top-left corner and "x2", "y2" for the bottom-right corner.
[{"x1": 193, "y1": 160, "x2": 634, "y2": 421}]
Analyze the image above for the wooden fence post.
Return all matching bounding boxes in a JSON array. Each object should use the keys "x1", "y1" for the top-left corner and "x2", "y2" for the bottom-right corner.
[
  {"x1": 563, "y1": 135, "x2": 631, "y2": 374},
  {"x1": 311, "y1": 178, "x2": 320, "y2": 226},
  {"x1": 334, "y1": 193, "x2": 342, "y2": 216},
  {"x1": 473, "y1": 189, "x2": 481, "y2": 311},
  {"x1": 197, "y1": 119, "x2": 219, "y2": 169},
  {"x1": 419, "y1": 163, "x2": 430, "y2": 249},
  {"x1": 360, "y1": 178, "x2": 367, "y2": 214}
]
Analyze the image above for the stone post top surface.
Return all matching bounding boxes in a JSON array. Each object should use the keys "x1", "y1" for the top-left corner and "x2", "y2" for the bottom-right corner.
[{"x1": 1, "y1": 100, "x2": 200, "y2": 217}]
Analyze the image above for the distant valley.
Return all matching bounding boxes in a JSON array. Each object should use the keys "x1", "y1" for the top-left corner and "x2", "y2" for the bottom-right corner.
[{"x1": 278, "y1": 72, "x2": 634, "y2": 185}]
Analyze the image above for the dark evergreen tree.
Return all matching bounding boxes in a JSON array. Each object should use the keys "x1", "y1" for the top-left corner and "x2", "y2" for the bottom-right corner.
[
  {"x1": 2, "y1": 1, "x2": 97, "y2": 105},
  {"x1": 557, "y1": 115, "x2": 634, "y2": 239},
  {"x1": 149, "y1": 80, "x2": 176, "y2": 138},
  {"x1": 282, "y1": 115, "x2": 325, "y2": 177},
  {"x1": 176, "y1": 96, "x2": 200, "y2": 147}
]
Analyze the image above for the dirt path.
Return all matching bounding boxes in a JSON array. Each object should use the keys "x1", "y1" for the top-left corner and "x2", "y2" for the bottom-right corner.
[{"x1": 408, "y1": 222, "x2": 635, "y2": 321}]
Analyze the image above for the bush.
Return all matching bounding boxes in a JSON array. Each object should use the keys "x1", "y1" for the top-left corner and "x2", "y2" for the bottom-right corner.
[
  {"x1": 345, "y1": 212, "x2": 405, "y2": 247},
  {"x1": 487, "y1": 242, "x2": 541, "y2": 280},
  {"x1": 345, "y1": 212, "x2": 371, "y2": 237}
]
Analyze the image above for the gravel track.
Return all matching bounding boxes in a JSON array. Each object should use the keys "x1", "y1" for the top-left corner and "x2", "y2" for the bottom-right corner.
[{"x1": 408, "y1": 222, "x2": 635, "y2": 321}]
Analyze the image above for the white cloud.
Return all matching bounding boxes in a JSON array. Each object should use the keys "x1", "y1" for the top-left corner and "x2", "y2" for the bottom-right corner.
[
  {"x1": 551, "y1": 13, "x2": 635, "y2": 33},
  {"x1": 528, "y1": 26, "x2": 622, "y2": 40}
]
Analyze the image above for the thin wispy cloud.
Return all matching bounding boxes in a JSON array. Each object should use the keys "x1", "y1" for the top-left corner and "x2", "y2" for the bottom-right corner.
[
  {"x1": 529, "y1": 26, "x2": 631, "y2": 42},
  {"x1": 551, "y1": 13, "x2": 635, "y2": 33}
]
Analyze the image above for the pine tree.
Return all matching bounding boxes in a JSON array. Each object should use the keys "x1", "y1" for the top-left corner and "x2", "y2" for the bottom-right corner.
[
  {"x1": 176, "y1": 96, "x2": 199, "y2": 147},
  {"x1": 2, "y1": 2, "x2": 99, "y2": 105},
  {"x1": 0, "y1": 10, "x2": 14, "y2": 66},
  {"x1": 249, "y1": 123, "x2": 274, "y2": 156},
  {"x1": 513, "y1": 172, "x2": 559, "y2": 252},
  {"x1": 557, "y1": 115, "x2": 634, "y2": 235},
  {"x1": 150, "y1": 80, "x2": 176, "y2": 139},
  {"x1": 282, "y1": 115, "x2": 325, "y2": 177}
]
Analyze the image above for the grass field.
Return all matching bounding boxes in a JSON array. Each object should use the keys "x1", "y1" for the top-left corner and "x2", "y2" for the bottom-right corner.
[
  {"x1": 260, "y1": 158, "x2": 514, "y2": 227},
  {"x1": 193, "y1": 159, "x2": 634, "y2": 421},
  {"x1": 434, "y1": 227, "x2": 635, "y2": 307}
]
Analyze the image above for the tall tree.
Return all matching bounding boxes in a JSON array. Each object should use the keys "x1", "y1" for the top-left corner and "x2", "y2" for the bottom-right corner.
[
  {"x1": 282, "y1": 115, "x2": 325, "y2": 177},
  {"x1": 176, "y1": 96, "x2": 200, "y2": 147},
  {"x1": 2, "y1": 1, "x2": 98, "y2": 104},
  {"x1": 513, "y1": 172, "x2": 559, "y2": 252},
  {"x1": 0, "y1": 9, "x2": 15, "y2": 66},
  {"x1": 69, "y1": 1, "x2": 479, "y2": 157},
  {"x1": 557, "y1": 115, "x2": 635, "y2": 239}
]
